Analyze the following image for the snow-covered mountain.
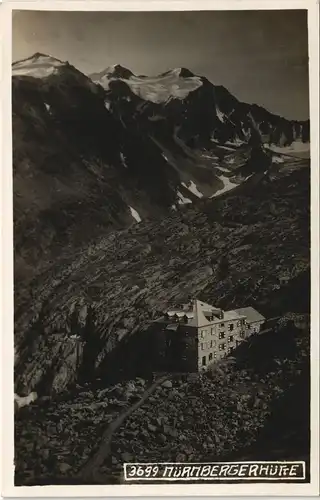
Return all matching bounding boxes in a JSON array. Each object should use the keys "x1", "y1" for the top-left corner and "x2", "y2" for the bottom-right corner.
[
  {"x1": 12, "y1": 53, "x2": 310, "y2": 400},
  {"x1": 12, "y1": 53, "x2": 310, "y2": 299},
  {"x1": 92, "y1": 63, "x2": 310, "y2": 151},
  {"x1": 91, "y1": 65, "x2": 203, "y2": 104},
  {"x1": 12, "y1": 53, "x2": 65, "y2": 78}
]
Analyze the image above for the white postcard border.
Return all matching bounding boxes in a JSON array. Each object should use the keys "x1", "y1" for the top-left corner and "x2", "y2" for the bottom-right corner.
[{"x1": 1, "y1": 0, "x2": 319, "y2": 497}]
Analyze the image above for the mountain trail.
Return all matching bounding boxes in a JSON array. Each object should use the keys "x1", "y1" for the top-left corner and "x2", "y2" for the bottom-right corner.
[{"x1": 78, "y1": 374, "x2": 170, "y2": 483}]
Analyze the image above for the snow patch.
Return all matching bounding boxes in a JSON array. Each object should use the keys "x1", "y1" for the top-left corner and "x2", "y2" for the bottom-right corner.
[
  {"x1": 210, "y1": 175, "x2": 238, "y2": 198},
  {"x1": 217, "y1": 145, "x2": 236, "y2": 152},
  {"x1": 272, "y1": 155, "x2": 285, "y2": 164},
  {"x1": 177, "y1": 191, "x2": 192, "y2": 205},
  {"x1": 162, "y1": 153, "x2": 169, "y2": 162},
  {"x1": 12, "y1": 54, "x2": 63, "y2": 78},
  {"x1": 129, "y1": 206, "x2": 141, "y2": 222},
  {"x1": 217, "y1": 166, "x2": 231, "y2": 173},
  {"x1": 15, "y1": 392, "x2": 38, "y2": 410},
  {"x1": 96, "y1": 75, "x2": 110, "y2": 90},
  {"x1": 202, "y1": 154, "x2": 216, "y2": 160},
  {"x1": 181, "y1": 181, "x2": 203, "y2": 198},
  {"x1": 97, "y1": 70, "x2": 203, "y2": 104},
  {"x1": 225, "y1": 138, "x2": 245, "y2": 147},
  {"x1": 120, "y1": 152, "x2": 128, "y2": 168},
  {"x1": 243, "y1": 173, "x2": 254, "y2": 181},
  {"x1": 104, "y1": 101, "x2": 111, "y2": 111},
  {"x1": 241, "y1": 126, "x2": 251, "y2": 140},
  {"x1": 216, "y1": 107, "x2": 225, "y2": 123},
  {"x1": 44, "y1": 103, "x2": 51, "y2": 113},
  {"x1": 265, "y1": 141, "x2": 310, "y2": 158}
]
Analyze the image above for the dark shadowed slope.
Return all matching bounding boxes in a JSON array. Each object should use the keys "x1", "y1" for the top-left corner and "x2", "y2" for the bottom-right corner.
[
  {"x1": 14, "y1": 166, "x2": 309, "y2": 395},
  {"x1": 13, "y1": 54, "x2": 310, "y2": 294}
]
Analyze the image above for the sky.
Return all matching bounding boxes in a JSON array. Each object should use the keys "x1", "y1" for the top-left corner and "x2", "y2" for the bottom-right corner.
[{"x1": 12, "y1": 9, "x2": 309, "y2": 120}]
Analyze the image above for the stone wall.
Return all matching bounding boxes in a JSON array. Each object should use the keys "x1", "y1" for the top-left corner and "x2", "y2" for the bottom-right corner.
[
  {"x1": 198, "y1": 319, "x2": 246, "y2": 370},
  {"x1": 149, "y1": 323, "x2": 198, "y2": 373}
]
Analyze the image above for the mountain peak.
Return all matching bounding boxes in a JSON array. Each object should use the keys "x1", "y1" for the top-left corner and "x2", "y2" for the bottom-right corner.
[
  {"x1": 178, "y1": 67, "x2": 195, "y2": 78},
  {"x1": 90, "y1": 64, "x2": 134, "y2": 83},
  {"x1": 160, "y1": 67, "x2": 195, "y2": 78},
  {"x1": 94, "y1": 65, "x2": 203, "y2": 104},
  {"x1": 13, "y1": 52, "x2": 64, "y2": 66},
  {"x1": 29, "y1": 52, "x2": 49, "y2": 60},
  {"x1": 105, "y1": 64, "x2": 133, "y2": 79},
  {"x1": 12, "y1": 52, "x2": 65, "y2": 78},
  {"x1": 32, "y1": 52, "x2": 54, "y2": 60}
]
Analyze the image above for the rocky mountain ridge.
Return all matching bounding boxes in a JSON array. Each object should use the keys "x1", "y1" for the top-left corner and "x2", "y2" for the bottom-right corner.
[
  {"x1": 14, "y1": 166, "x2": 309, "y2": 396},
  {"x1": 92, "y1": 63, "x2": 310, "y2": 148},
  {"x1": 13, "y1": 53, "x2": 309, "y2": 287},
  {"x1": 12, "y1": 53, "x2": 310, "y2": 396}
]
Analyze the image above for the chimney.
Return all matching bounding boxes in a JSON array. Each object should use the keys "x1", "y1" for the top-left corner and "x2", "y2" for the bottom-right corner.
[{"x1": 219, "y1": 309, "x2": 224, "y2": 319}]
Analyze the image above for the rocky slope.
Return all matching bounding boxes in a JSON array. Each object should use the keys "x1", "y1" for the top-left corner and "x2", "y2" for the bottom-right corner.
[
  {"x1": 13, "y1": 53, "x2": 310, "y2": 291},
  {"x1": 12, "y1": 54, "x2": 180, "y2": 289},
  {"x1": 12, "y1": 53, "x2": 310, "y2": 396},
  {"x1": 13, "y1": 54, "x2": 310, "y2": 485},
  {"x1": 14, "y1": 320, "x2": 309, "y2": 485},
  {"x1": 14, "y1": 165, "x2": 309, "y2": 395}
]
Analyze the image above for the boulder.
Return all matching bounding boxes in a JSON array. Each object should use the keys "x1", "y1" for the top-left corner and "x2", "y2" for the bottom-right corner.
[
  {"x1": 135, "y1": 378, "x2": 146, "y2": 386},
  {"x1": 113, "y1": 386, "x2": 125, "y2": 398},
  {"x1": 126, "y1": 381, "x2": 136, "y2": 393},
  {"x1": 162, "y1": 380, "x2": 173, "y2": 389},
  {"x1": 59, "y1": 462, "x2": 72, "y2": 474},
  {"x1": 163, "y1": 424, "x2": 178, "y2": 438},
  {"x1": 98, "y1": 388, "x2": 109, "y2": 398},
  {"x1": 125, "y1": 429, "x2": 139, "y2": 439},
  {"x1": 147, "y1": 423, "x2": 157, "y2": 433},
  {"x1": 179, "y1": 434, "x2": 187, "y2": 441},
  {"x1": 176, "y1": 391, "x2": 185, "y2": 398}
]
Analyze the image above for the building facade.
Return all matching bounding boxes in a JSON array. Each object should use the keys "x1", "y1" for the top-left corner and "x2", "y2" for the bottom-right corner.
[{"x1": 153, "y1": 299, "x2": 265, "y2": 372}]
